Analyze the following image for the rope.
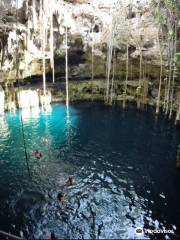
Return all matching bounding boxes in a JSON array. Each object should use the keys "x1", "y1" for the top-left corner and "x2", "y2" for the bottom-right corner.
[
  {"x1": 20, "y1": 115, "x2": 31, "y2": 178},
  {"x1": 15, "y1": 0, "x2": 31, "y2": 178}
]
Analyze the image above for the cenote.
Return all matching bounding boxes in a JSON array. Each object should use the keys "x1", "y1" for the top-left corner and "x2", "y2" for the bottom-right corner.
[
  {"x1": 0, "y1": 102, "x2": 180, "y2": 239},
  {"x1": 0, "y1": 0, "x2": 180, "y2": 239}
]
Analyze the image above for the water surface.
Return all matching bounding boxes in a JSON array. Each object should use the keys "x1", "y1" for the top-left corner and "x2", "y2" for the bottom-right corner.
[{"x1": 0, "y1": 102, "x2": 180, "y2": 239}]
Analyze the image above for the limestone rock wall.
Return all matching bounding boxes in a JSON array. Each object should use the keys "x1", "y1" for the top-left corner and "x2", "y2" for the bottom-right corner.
[
  {"x1": 17, "y1": 89, "x2": 52, "y2": 109},
  {"x1": 0, "y1": 0, "x2": 179, "y2": 114},
  {"x1": 0, "y1": 85, "x2": 52, "y2": 111},
  {"x1": 17, "y1": 90, "x2": 40, "y2": 108},
  {"x1": 0, "y1": 0, "x2": 168, "y2": 81}
]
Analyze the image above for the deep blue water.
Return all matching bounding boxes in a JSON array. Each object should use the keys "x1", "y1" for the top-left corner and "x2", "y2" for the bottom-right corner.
[{"x1": 0, "y1": 102, "x2": 180, "y2": 239}]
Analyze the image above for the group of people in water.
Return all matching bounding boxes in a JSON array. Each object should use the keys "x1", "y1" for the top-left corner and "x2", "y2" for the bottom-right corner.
[
  {"x1": 33, "y1": 143, "x2": 73, "y2": 240},
  {"x1": 34, "y1": 149, "x2": 73, "y2": 201},
  {"x1": 50, "y1": 176, "x2": 73, "y2": 239},
  {"x1": 57, "y1": 176, "x2": 73, "y2": 202}
]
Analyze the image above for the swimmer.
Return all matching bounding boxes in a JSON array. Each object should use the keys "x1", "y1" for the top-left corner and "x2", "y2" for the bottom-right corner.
[
  {"x1": 50, "y1": 232, "x2": 56, "y2": 240},
  {"x1": 57, "y1": 192, "x2": 64, "y2": 202},
  {"x1": 41, "y1": 137, "x2": 49, "y2": 144},
  {"x1": 65, "y1": 176, "x2": 73, "y2": 186},
  {"x1": 34, "y1": 150, "x2": 42, "y2": 159}
]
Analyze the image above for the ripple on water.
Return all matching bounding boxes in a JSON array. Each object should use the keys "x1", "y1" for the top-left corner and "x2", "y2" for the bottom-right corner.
[{"x1": 0, "y1": 103, "x2": 180, "y2": 239}]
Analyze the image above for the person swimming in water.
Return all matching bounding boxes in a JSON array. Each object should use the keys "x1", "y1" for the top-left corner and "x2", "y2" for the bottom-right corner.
[
  {"x1": 65, "y1": 177, "x2": 73, "y2": 186},
  {"x1": 41, "y1": 137, "x2": 49, "y2": 144},
  {"x1": 34, "y1": 150, "x2": 42, "y2": 159},
  {"x1": 57, "y1": 192, "x2": 64, "y2": 202},
  {"x1": 49, "y1": 232, "x2": 56, "y2": 240}
]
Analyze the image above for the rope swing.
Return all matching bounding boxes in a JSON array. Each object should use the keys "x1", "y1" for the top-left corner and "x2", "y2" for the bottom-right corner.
[{"x1": 15, "y1": 0, "x2": 31, "y2": 178}]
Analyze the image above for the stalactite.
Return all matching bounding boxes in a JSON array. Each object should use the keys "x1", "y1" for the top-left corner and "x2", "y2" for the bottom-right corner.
[
  {"x1": 26, "y1": 0, "x2": 30, "y2": 51},
  {"x1": 0, "y1": 24, "x2": 7, "y2": 69},
  {"x1": 32, "y1": 0, "x2": 37, "y2": 30}
]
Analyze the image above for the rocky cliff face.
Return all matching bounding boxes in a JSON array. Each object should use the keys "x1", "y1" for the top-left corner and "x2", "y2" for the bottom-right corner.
[
  {"x1": 0, "y1": 0, "x2": 165, "y2": 80},
  {"x1": 0, "y1": 0, "x2": 179, "y2": 118}
]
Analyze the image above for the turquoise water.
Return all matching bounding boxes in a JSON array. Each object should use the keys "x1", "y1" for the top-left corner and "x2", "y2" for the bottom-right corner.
[{"x1": 0, "y1": 102, "x2": 180, "y2": 239}]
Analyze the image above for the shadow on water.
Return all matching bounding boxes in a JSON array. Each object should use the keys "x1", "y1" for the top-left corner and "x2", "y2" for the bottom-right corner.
[{"x1": 0, "y1": 102, "x2": 180, "y2": 239}]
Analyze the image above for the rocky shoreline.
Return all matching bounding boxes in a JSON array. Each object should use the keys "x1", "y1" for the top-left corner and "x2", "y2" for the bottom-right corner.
[{"x1": 0, "y1": 79, "x2": 179, "y2": 121}]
